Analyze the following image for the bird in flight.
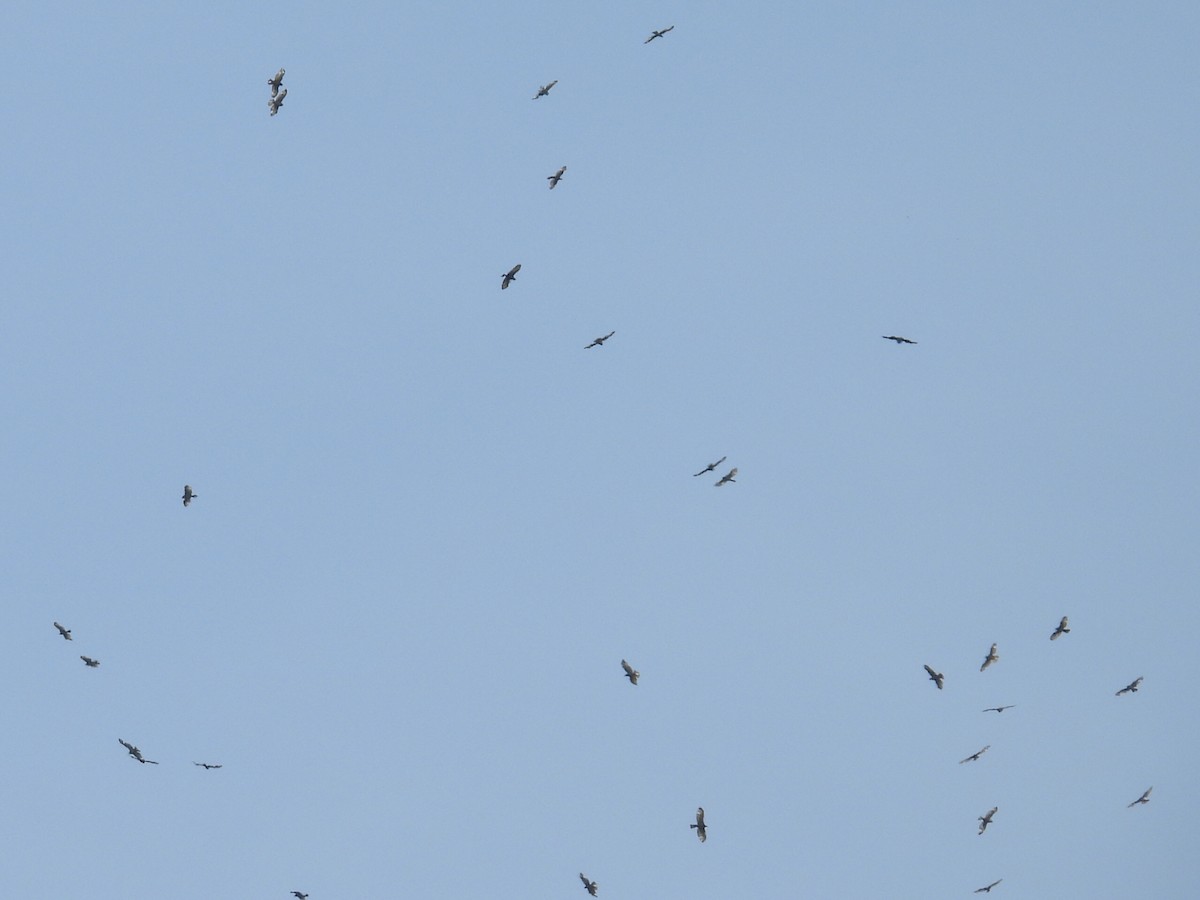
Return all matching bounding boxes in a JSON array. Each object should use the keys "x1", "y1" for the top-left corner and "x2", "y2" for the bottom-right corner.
[
  {"x1": 501, "y1": 264, "x2": 521, "y2": 290},
  {"x1": 977, "y1": 807, "x2": 998, "y2": 835},
  {"x1": 268, "y1": 88, "x2": 287, "y2": 116},
  {"x1": 533, "y1": 80, "x2": 558, "y2": 99},
  {"x1": 980, "y1": 643, "x2": 999, "y2": 672},
  {"x1": 53, "y1": 622, "x2": 73, "y2": 641},
  {"x1": 194, "y1": 762, "x2": 223, "y2": 770},
  {"x1": 548, "y1": 166, "x2": 567, "y2": 189},
  {"x1": 182, "y1": 484, "x2": 197, "y2": 507},
  {"x1": 690, "y1": 807, "x2": 707, "y2": 842},
  {"x1": 923, "y1": 664, "x2": 944, "y2": 690},
  {"x1": 268, "y1": 68, "x2": 285, "y2": 97},
  {"x1": 982, "y1": 705, "x2": 1015, "y2": 713},
  {"x1": 975, "y1": 880, "x2": 1003, "y2": 894},
  {"x1": 119, "y1": 739, "x2": 158, "y2": 765},
  {"x1": 1127, "y1": 787, "x2": 1152, "y2": 808},
  {"x1": 1050, "y1": 616, "x2": 1070, "y2": 640},
  {"x1": 882, "y1": 335, "x2": 917, "y2": 345},
  {"x1": 693, "y1": 456, "x2": 726, "y2": 477},
  {"x1": 579, "y1": 873, "x2": 598, "y2": 896},
  {"x1": 959, "y1": 745, "x2": 991, "y2": 764},
  {"x1": 645, "y1": 25, "x2": 675, "y2": 43},
  {"x1": 80, "y1": 656, "x2": 100, "y2": 668},
  {"x1": 714, "y1": 467, "x2": 738, "y2": 487},
  {"x1": 291, "y1": 893, "x2": 309, "y2": 899},
  {"x1": 621, "y1": 659, "x2": 639, "y2": 685},
  {"x1": 1116, "y1": 677, "x2": 1143, "y2": 696},
  {"x1": 585, "y1": 331, "x2": 615, "y2": 349}
]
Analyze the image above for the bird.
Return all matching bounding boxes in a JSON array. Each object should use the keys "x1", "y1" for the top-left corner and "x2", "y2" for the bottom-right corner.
[
  {"x1": 1050, "y1": 616, "x2": 1070, "y2": 640},
  {"x1": 693, "y1": 456, "x2": 726, "y2": 477},
  {"x1": 80, "y1": 656, "x2": 100, "y2": 668},
  {"x1": 621, "y1": 659, "x2": 639, "y2": 685},
  {"x1": 548, "y1": 166, "x2": 567, "y2": 189},
  {"x1": 923, "y1": 664, "x2": 944, "y2": 690},
  {"x1": 977, "y1": 807, "x2": 998, "y2": 835},
  {"x1": 291, "y1": 893, "x2": 309, "y2": 900},
  {"x1": 1116, "y1": 677, "x2": 1144, "y2": 696},
  {"x1": 975, "y1": 880, "x2": 1003, "y2": 894},
  {"x1": 980, "y1": 643, "x2": 999, "y2": 672},
  {"x1": 960, "y1": 745, "x2": 991, "y2": 764},
  {"x1": 533, "y1": 80, "x2": 557, "y2": 99},
  {"x1": 645, "y1": 25, "x2": 675, "y2": 43},
  {"x1": 269, "y1": 88, "x2": 287, "y2": 116},
  {"x1": 501, "y1": 264, "x2": 521, "y2": 289},
  {"x1": 53, "y1": 622, "x2": 72, "y2": 641},
  {"x1": 882, "y1": 335, "x2": 917, "y2": 344},
  {"x1": 579, "y1": 873, "x2": 598, "y2": 896},
  {"x1": 1127, "y1": 787, "x2": 1153, "y2": 808},
  {"x1": 268, "y1": 68, "x2": 285, "y2": 96},
  {"x1": 585, "y1": 331, "x2": 615, "y2": 349},
  {"x1": 118, "y1": 739, "x2": 156, "y2": 764},
  {"x1": 714, "y1": 467, "x2": 738, "y2": 487},
  {"x1": 194, "y1": 762, "x2": 223, "y2": 770},
  {"x1": 182, "y1": 484, "x2": 197, "y2": 507},
  {"x1": 982, "y1": 705, "x2": 1015, "y2": 713},
  {"x1": 690, "y1": 807, "x2": 707, "y2": 842}
]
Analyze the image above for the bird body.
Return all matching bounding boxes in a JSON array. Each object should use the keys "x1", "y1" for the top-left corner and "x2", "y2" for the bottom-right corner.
[
  {"x1": 269, "y1": 88, "x2": 287, "y2": 116},
  {"x1": 53, "y1": 622, "x2": 72, "y2": 640},
  {"x1": 923, "y1": 664, "x2": 944, "y2": 690},
  {"x1": 533, "y1": 80, "x2": 557, "y2": 99},
  {"x1": 548, "y1": 166, "x2": 566, "y2": 189},
  {"x1": 645, "y1": 25, "x2": 675, "y2": 42},
  {"x1": 714, "y1": 467, "x2": 737, "y2": 487},
  {"x1": 882, "y1": 335, "x2": 917, "y2": 344},
  {"x1": 690, "y1": 806, "x2": 707, "y2": 842},
  {"x1": 268, "y1": 68, "x2": 285, "y2": 96},
  {"x1": 621, "y1": 659, "x2": 639, "y2": 685},
  {"x1": 980, "y1": 643, "x2": 999, "y2": 672},
  {"x1": 501, "y1": 264, "x2": 521, "y2": 289},
  {"x1": 585, "y1": 331, "x2": 615, "y2": 349},
  {"x1": 182, "y1": 484, "x2": 196, "y2": 507},
  {"x1": 975, "y1": 880, "x2": 1003, "y2": 893},
  {"x1": 579, "y1": 873, "x2": 598, "y2": 895},
  {"x1": 80, "y1": 656, "x2": 100, "y2": 668},
  {"x1": 1116, "y1": 677, "x2": 1143, "y2": 696},
  {"x1": 978, "y1": 807, "x2": 998, "y2": 834},
  {"x1": 1128, "y1": 787, "x2": 1152, "y2": 807},
  {"x1": 1050, "y1": 616, "x2": 1070, "y2": 640},
  {"x1": 960, "y1": 745, "x2": 991, "y2": 764}
]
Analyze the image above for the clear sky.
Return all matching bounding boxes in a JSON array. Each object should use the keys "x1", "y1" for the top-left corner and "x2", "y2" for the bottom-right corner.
[{"x1": 4, "y1": 2, "x2": 1197, "y2": 898}]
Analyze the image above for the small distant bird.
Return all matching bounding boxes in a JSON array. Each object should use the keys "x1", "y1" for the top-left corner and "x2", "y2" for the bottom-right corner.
[
  {"x1": 959, "y1": 745, "x2": 991, "y2": 764},
  {"x1": 80, "y1": 656, "x2": 100, "y2": 668},
  {"x1": 923, "y1": 664, "x2": 944, "y2": 690},
  {"x1": 621, "y1": 659, "x2": 639, "y2": 685},
  {"x1": 690, "y1": 807, "x2": 707, "y2": 842},
  {"x1": 501, "y1": 264, "x2": 521, "y2": 290},
  {"x1": 194, "y1": 762, "x2": 223, "y2": 770},
  {"x1": 118, "y1": 738, "x2": 156, "y2": 764},
  {"x1": 548, "y1": 166, "x2": 567, "y2": 189},
  {"x1": 982, "y1": 705, "x2": 1015, "y2": 713},
  {"x1": 1050, "y1": 616, "x2": 1070, "y2": 640},
  {"x1": 977, "y1": 807, "x2": 998, "y2": 835},
  {"x1": 980, "y1": 643, "x2": 999, "y2": 672},
  {"x1": 291, "y1": 893, "x2": 309, "y2": 900},
  {"x1": 714, "y1": 467, "x2": 737, "y2": 487},
  {"x1": 1127, "y1": 787, "x2": 1152, "y2": 808},
  {"x1": 269, "y1": 87, "x2": 287, "y2": 116},
  {"x1": 975, "y1": 880, "x2": 1003, "y2": 894},
  {"x1": 1115, "y1": 677, "x2": 1143, "y2": 696},
  {"x1": 882, "y1": 335, "x2": 917, "y2": 345},
  {"x1": 579, "y1": 873, "x2": 598, "y2": 896},
  {"x1": 645, "y1": 25, "x2": 675, "y2": 43},
  {"x1": 53, "y1": 622, "x2": 72, "y2": 641},
  {"x1": 693, "y1": 456, "x2": 726, "y2": 477},
  {"x1": 585, "y1": 331, "x2": 615, "y2": 349},
  {"x1": 182, "y1": 484, "x2": 197, "y2": 507},
  {"x1": 533, "y1": 80, "x2": 558, "y2": 99},
  {"x1": 268, "y1": 68, "x2": 285, "y2": 96}
]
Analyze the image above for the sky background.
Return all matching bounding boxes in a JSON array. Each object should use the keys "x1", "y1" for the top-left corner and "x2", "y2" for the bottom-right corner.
[{"x1": 3, "y1": 2, "x2": 1198, "y2": 898}]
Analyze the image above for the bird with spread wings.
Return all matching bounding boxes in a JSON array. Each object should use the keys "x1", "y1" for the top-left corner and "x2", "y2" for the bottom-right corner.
[
  {"x1": 53, "y1": 622, "x2": 72, "y2": 640},
  {"x1": 585, "y1": 331, "x2": 615, "y2": 349},
  {"x1": 690, "y1": 807, "x2": 707, "y2": 842},
  {"x1": 1116, "y1": 677, "x2": 1143, "y2": 696},
  {"x1": 1050, "y1": 616, "x2": 1070, "y2": 640},
  {"x1": 924, "y1": 664, "x2": 944, "y2": 690},
  {"x1": 501, "y1": 264, "x2": 521, "y2": 290},
  {"x1": 579, "y1": 873, "x2": 598, "y2": 895},
  {"x1": 1127, "y1": 787, "x2": 1152, "y2": 808},
  {"x1": 980, "y1": 643, "x2": 999, "y2": 672},
  {"x1": 533, "y1": 80, "x2": 557, "y2": 99},
  {"x1": 645, "y1": 25, "x2": 675, "y2": 43},
  {"x1": 621, "y1": 659, "x2": 639, "y2": 685},
  {"x1": 959, "y1": 745, "x2": 990, "y2": 764},
  {"x1": 714, "y1": 467, "x2": 737, "y2": 487},
  {"x1": 977, "y1": 807, "x2": 998, "y2": 834}
]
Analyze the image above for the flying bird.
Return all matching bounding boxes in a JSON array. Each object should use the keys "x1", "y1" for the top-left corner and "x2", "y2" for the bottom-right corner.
[
  {"x1": 1116, "y1": 677, "x2": 1143, "y2": 696},
  {"x1": 923, "y1": 664, "x2": 944, "y2": 690},
  {"x1": 714, "y1": 467, "x2": 737, "y2": 487},
  {"x1": 501, "y1": 264, "x2": 521, "y2": 289},
  {"x1": 118, "y1": 739, "x2": 156, "y2": 764},
  {"x1": 693, "y1": 456, "x2": 726, "y2": 477},
  {"x1": 882, "y1": 335, "x2": 917, "y2": 345},
  {"x1": 268, "y1": 68, "x2": 285, "y2": 96},
  {"x1": 194, "y1": 762, "x2": 223, "y2": 770},
  {"x1": 980, "y1": 643, "x2": 999, "y2": 672},
  {"x1": 690, "y1": 807, "x2": 707, "y2": 842},
  {"x1": 268, "y1": 87, "x2": 287, "y2": 116},
  {"x1": 80, "y1": 656, "x2": 100, "y2": 668},
  {"x1": 977, "y1": 807, "x2": 998, "y2": 835},
  {"x1": 548, "y1": 166, "x2": 567, "y2": 189},
  {"x1": 533, "y1": 80, "x2": 557, "y2": 99},
  {"x1": 1050, "y1": 616, "x2": 1070, "y2": 640},
  {"x1": 291, "y1": 893, "x2": 309, "y2": 899},
  {"x1": 1127, "y1": 787, "x2": 1152, "y2": 808},
  {"x1": 982, "y1": 705, "x2": 1015, "y2": 713},
  {"x1": 959, "y1": 745, "x2": 991, "y2": 764},
  {"x1": 585, "y1": 331, "x2": 615, "y2": 349},
  {"x1": 975, "y1": 880, "x2": 1003, "y2": 894},
  {"x1": 579, "y1": 873, "x2": 598, "y2": 896},
  {"x1": 53, "y1": 622, "x2": 72, "y2": 641},
  {"x1": 645, "y1": 25, "x2": 675, "y2": 43},
  {"x1": 621, "y1": 659, "x2": 639, "y2": 685},
  {"x1": 182, "y1": 484, "x2": 197, "y2": 507}
]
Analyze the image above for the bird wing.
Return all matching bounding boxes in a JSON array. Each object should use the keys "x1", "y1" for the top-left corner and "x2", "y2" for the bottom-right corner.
[
  {"x1": 509, "y1": 264, "x2": 521, "y2": 277},
  {"x1": 924, "y1": 664, "x2": 936, "y2": 677},
  {"x1": 622, "y1": 660, "x2": 634, "y2": 676},
  {"x1": 119, "y1": 739, "x2": 134, "y2": 752}
]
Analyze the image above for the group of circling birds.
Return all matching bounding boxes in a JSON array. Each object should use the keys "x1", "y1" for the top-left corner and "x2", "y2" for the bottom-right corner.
[{"x1": 919, "y1": 616, "x2": 1152, "y2": 894}]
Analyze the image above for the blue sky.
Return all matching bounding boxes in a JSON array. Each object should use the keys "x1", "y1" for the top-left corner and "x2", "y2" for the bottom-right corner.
[{"x1": 4, "y1": 3, "x2": 1197, "y2": 897}]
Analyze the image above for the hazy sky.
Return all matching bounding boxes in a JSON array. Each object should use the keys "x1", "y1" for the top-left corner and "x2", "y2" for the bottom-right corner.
[{"x1": 4, "y1": 3, "x2": 1197, "y2": 898}]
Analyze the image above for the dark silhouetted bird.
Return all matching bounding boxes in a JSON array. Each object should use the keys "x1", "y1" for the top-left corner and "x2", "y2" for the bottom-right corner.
[
  {"x1": 579, "y1": 873, "x2": 598, "y2": 896},
  {"x1": 533, "y1": 80, "x2": 557, "y2": 99},
  {"x1": 690, "y1": 807, "x2": 707, "y2": 842},
  {"x1": 645, "y1": 25, "x2": 675, "y2": 43},
  {"x1": 693, "y1": 456, "x2": 726, "y2": 477},
  {"x1": 621, "y1": 659, "x2": 639, "y2": 685},
  {"x1": 501, "y1": 264, "x2": 521, "y2": 289},
  {"x1": 119, "y1": 738, "x2": 156, "y2": 764},
  {"x1": 269, "y1": 88, "x2": 287, "y2": 116},
  {"x1": 975, "y1": 880, "x2": 1003, "y2": 894},
  {"x1": 924, "y1": 664, "x2": 944, "y2": 690},
  {"x1": 548, "y1": 166, "x2": 566, "y2": 189},
  {"x1": 53, "y1": 622, "x2": 72, "y2": 641},
  {"x1": 1127, "y1": 787, "x2": 1152, "y2": 808},
  {"x1": 1050, "y1": 616, "x2": 1070, "y2": 640},
  {"x1": 182, "y1": 484, "x2": 197, "y2": 507},
  {"x1": 882, "y1": 335, "x2": 917, "y2": 345},
  {"x1": 585, "y1": 331, "x2": 615, "y2": 349},
  {"x1": 80, "y1": 656, "x2": 100, "y2": 668},
  {"x1": 291, "y1": 893, "x2": 309, "y2": 899},
  {"x1": 980, "y1": 643, "x2": 999, "y2": 672},
  {"x1": 715, "y1": 467, "x2": 737, "y2": 487},
  {"x1": 978, "y1": 807, "x2": 998, "y2": 835},
  {"x1": 268, "y1": 68, "x2": 285, "y2": 96},
  {"x1": 194, "y1": 762, "x2": 223, "y2": 769},
  {"x1": 982, "y1": 705, "x2": 1015, "y2": 713},
  {"x1": 960, "y1": 745, "x2": 991, "y2": 764},
  {"x1": 1116, "y1": 677, "x2": 1143, "y2": 696}
]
